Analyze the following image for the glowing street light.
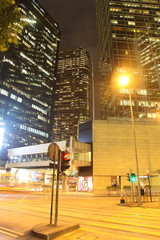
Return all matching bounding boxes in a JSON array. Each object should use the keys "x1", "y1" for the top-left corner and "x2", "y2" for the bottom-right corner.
[
  {"x1": 118, "y1": 75, "x2": 141, "y2": 205},
  {"x1": 0, "y1": 122, "x2": 5, "y2": 151},
  {"x1": 119, "y1": 75, "x2": 129, "y2": 87}
]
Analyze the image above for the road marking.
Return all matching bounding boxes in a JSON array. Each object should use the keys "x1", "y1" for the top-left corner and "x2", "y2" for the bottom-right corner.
[
  {"x1": 101, "y1": 218, "x2": 160, "y2": 229},
  {"x1": 0, "y1": 194, "x2": 10, "y2": 200},
  {"x1": 59, "y1": 227, "x2": 145, "y2": 240},
  {"x1": 119, "y1": 210, "x2": 160, "y2": 219},
  {"x1": 0, "y1": 229, "x2": 18, "y2": 237},
  {"x1": 91, "y1": 222, "x2": 160, "y2": 237},
  {"x1": 0, "y1": 227, "x2": 23, "y2": 237},
  {"x1": 19, "y1": 195, "x2": 28, "y2": 202},
  {"x1": 80, "y1": 227, "x2": 143, "y2": 240}
]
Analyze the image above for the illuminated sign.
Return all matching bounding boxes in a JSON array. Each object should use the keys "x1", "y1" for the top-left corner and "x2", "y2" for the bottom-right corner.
[{"x1": 78, "y1": 176, "x2": 93, "y2": 192}]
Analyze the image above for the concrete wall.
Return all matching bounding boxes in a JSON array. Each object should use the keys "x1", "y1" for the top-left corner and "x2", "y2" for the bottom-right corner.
[
  {"x1": 92, "y1": 120, "x2": 160, "y2": 193},
  {"x1": 8, "y1": 141, "x2": 67, "y2": 157}
]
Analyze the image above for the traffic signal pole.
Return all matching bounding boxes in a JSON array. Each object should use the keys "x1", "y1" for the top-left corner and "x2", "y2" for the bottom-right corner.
[
  {"x1": 50, "y1": 147, "x2": 56, "y2": 226},
  {"x1": 48, "y1": 143, "x2": 71, "y2": 227},
  {"x1": 129, "y1": 92, "x2": 141, "y2": 206},
  {"x1": 129, "y1": 169, "x2": 134, "y2": 203},
  {"x1": 54, "y1": 150, "x2": 61, "y2": 226}
]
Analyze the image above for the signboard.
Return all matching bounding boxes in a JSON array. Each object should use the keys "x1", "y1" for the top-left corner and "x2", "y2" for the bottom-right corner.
[
  {"x1": 48, "y1": 143, "x2": 60, "y2": 161},
  {"x1": 78, "y1": 176, "x2": 93, "y2": 192}
]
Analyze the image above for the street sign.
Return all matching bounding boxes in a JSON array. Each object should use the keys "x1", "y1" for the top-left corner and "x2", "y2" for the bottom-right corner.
[
  {"x1": 48, "y1": 143, "x2": 61, "y2": 226},
  {"x1": 48, "y1": 143, "x2": 60, "y2": 161}
]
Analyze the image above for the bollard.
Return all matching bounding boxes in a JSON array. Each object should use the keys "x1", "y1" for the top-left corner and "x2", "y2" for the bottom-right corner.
[{"x1": 120, "y1": 197, "x2": 125, "y2": 206}]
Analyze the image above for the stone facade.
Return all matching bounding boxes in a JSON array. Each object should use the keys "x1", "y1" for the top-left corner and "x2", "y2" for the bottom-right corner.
[{"x1": 92, "y1": 120, "x2": 160, "y2": 193}]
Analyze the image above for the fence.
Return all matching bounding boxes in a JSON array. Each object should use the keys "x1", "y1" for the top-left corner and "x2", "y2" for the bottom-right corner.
[{"x1": 124, "y1": 190, "x2": 160, "y2": 207}]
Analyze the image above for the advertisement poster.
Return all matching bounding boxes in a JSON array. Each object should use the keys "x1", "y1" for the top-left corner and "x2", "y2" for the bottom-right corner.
[{"x1": 78, "y1": 176, "x2": 92, "y2": 192}]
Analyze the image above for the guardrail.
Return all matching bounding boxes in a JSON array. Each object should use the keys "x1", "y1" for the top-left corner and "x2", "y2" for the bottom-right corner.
[{"x1": 123, "y1": 191, "x2": 160, "y2": 206}]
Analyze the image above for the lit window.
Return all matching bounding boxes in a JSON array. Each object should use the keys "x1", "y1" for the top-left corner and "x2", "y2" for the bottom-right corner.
[
  {"x1": 111, "y1": 20, "x2": 118, "y2": 24},
  {"x1": 128, "y1": 21, "x2": 135, "y2": 26},
  {"x1": 0, "y1": 89, "x2": 8, "y2": 96}
]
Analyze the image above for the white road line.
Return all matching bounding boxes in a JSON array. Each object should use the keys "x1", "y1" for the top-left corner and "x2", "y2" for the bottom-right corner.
[
  {"x1": 0, "y1": 229, "x2": 19, "y2": 237},
  {"x1": 19, "y1": 195, "x2": 28, "y2": 202},
  {"x1": 0, "y1": 194, "x2": 10, "y2": 200},
  {"x1": 0, "y1": 227, "x2": 23, "y2": 237}
]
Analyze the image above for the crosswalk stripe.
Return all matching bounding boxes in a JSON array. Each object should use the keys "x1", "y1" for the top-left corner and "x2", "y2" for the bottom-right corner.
[
  {"x1": 0, "y1": 227, "x2": 23, "y2": 237},
  {"x1": 91, "y1": 222, "x2": 160, "y2": 237},
  {"x1": 80, "y1": 227, "x2": 145, "y2": 240},
  {"x1": 0, "y1": 229, "x2": 19, "y2": 237},
  {"x1": 101, "y1": 218, "x2": 160, "y2": 229}
]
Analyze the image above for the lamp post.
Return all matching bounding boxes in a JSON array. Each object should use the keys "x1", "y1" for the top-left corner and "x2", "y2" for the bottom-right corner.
[
  {"x1": 119, "y1": 75, "x2": 141, "y2": 205},
  {"x1": 0, "y1": 122, "x2": 5, "y2": 151}
]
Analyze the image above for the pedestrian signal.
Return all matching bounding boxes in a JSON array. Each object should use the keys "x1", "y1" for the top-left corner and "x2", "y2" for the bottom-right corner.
[{"x1": 130, "y1": 173, "x2": 136, "y2": 182}]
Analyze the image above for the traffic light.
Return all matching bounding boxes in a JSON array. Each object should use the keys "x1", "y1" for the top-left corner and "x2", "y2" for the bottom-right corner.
[
  {"x1": 130, "y1": 173, "x2": 136, "y2": 182},
  {"x1": 126, "y1": 173, "x2": 136, "y2": 182},
  {"x1": 61, "y1": 151, "x2": 71, "y2": 172},
  {"x1": 127, "y1": 173, "x2": 131, "y2": 182}
]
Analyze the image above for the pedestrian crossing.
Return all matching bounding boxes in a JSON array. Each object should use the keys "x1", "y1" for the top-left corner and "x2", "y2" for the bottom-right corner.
[
  {"x1": 0, "y1": 227, "x2": 23, "y2": 239},
  {"x1": 0, "y1": 193, "x2": 160, "y2": 239}
]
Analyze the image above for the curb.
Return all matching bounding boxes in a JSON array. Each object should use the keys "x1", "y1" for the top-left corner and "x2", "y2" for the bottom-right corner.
[{"x1": 32, "y1": 222, "x2": 80, "y2": 240}]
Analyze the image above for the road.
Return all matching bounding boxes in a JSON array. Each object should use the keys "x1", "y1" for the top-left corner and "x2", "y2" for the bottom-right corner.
[{"x1": 0, "y1": 191, "x2": 160, "y2": 239}]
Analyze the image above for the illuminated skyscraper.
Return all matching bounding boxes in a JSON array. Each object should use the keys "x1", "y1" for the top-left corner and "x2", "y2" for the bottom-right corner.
[
  {"x1": 53, "y1": 48, "x2": 92, "y2": 141},
  {"x1": 95, "y1": 0, "x2": 160, "y2": 119},
  {"x1": 0, "y1": 0, "x2": 60, "y2": 158}
]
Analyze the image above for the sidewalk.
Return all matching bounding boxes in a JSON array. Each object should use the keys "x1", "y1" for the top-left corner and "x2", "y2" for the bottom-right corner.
[
  {"x1": 123, "y1": 200, "x2": 160, "y2": 208},
  {"x1": 141, "y1": 201, "x2": 160, "y2": 208}
]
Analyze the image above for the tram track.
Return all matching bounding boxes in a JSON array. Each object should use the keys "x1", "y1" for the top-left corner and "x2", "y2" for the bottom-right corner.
[
  {"x1": 0, "y1": 200, "x2": 160, "y2": 239},
  {"x1": 1, "y1": 198, "x2": 160, "y2": 223}
]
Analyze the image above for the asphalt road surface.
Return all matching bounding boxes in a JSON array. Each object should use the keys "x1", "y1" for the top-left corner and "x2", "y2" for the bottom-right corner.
[{"x1": 0, "y1": 191, "x2": 160, "y2": 239}]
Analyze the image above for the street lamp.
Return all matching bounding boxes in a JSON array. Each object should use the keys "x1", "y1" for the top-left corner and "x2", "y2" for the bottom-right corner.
[
  {"x1": 119, "y1": 75, "x2": 141, "y2": 205},
  {"x1": 0, "y1": 122, "x2": 5, "y2": 151}
]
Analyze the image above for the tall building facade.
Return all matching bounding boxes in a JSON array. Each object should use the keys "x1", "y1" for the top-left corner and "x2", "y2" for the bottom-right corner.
[
  {"x1": 95, "y1": 0, "x2": 160, "y2": 119},
  {"x1": 53, "y1": 48, "x2": 92, "y2": 141},
  {"x1": 0, "y1": 0, "x2": 60, "y2": 159}
]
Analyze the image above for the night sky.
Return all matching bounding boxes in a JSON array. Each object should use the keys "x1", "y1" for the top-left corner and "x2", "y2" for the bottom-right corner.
[
  {"x1": 38, "y1": 0, "x2": 97, "y2": 61},
  {"x1": 38, "y1": 0, "x2": 99, "y2": 117}
]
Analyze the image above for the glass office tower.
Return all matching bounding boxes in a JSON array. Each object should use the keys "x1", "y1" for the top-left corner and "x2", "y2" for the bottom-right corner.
[
  {"x1": 53, "y1": 48, "x2": 92, "y2": 141},
  {"x1": 0, "y1": 0, "x2": 60, "y2": 158},
  {"x1": 95, "y1": 0, "x2": 160, "y2": 119}
]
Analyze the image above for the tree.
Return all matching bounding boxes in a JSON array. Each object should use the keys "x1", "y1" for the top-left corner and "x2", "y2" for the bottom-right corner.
[{"x1": 0, "y1": 0, "x2": 26, "y2": 52}]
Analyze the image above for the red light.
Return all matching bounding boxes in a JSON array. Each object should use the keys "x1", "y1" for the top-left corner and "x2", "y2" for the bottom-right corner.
[{"x1": 63, "y1": 153, "x2": 71, "y2": 160}]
